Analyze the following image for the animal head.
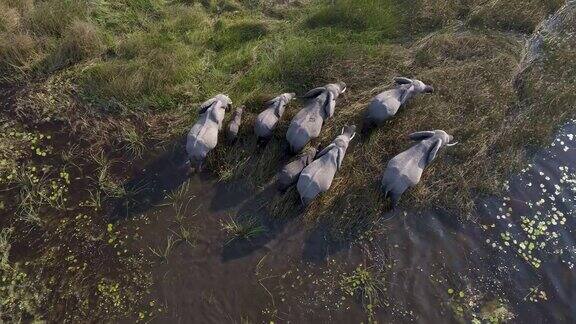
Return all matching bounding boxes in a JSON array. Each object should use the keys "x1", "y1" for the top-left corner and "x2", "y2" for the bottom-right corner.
[
  {"x1": 199, "y1": 94, "x2": 231, "y2": 114},
  {"x1": 341, "y1": 124, "x2": 356, "y2": 140},
  {"x1": 321, "y1": 82, "x2": 346, "y2": 118},
  {"x1": 214, "y1": 93, "x2": 233, "y2": 109},
  {"x1": 281, "y1": 92, "x2": 297, "y2": 102},
  {"x1": 326, "y1": 82, "x2": 347, "y2": 97},
  {"x1": 394, "y1": 77, "x2": 434, "y2": 94},
  {"x1": 235, "y1": 105, "x2": 244, "y2": 116},
  {"x1": 408, "y1": 130, "x2": 456, "y2": 164},
  {"x1": 409, "y1": 130, "x2": 455, "y2": 144}
]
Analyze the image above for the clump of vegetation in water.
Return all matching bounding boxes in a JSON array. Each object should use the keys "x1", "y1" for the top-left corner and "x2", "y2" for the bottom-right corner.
[
  {"x1": 221, "y1": 215, "x2": 266, "y2": 244},
  {"x1": 340, "y1": 264, "x2": 387, "y2": 322},
  {"x1": 447, "y1": 286, "x2": 515, "y2": 323},
  {"x1": 148, "y1": 234, "x2": 179, "y2": 263}
]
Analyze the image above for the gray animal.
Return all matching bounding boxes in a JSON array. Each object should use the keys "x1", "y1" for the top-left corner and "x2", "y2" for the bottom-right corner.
[
  {"x1": 297, "y1": 125, "x2": 356, "y2": 205},
  {"x1": 277, "y1": 146, "x2": 318, "y2": 191},
  {"x1": 254, "y1": 93, "x2": 296, "y2": 139},
  {"x1": 365, "y1": 77, "x2": 434, "y2": 126},
  {"x1": 186, "y1": 94, "x2": 232, "y2": 171},
  {"x1": 227, "y1": 105, "x2": 244, "y2": 142},
  {"x1": 381, "y1": 130, "x2": 457, "y2": 209},
  {"x1": 286, "y1": 82, "x2": 346, "y2": 153}
]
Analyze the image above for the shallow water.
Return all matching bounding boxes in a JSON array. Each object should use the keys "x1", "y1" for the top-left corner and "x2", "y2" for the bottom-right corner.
[{"x1": 122, "y1": 121, "x2": 576, "y2": 323}]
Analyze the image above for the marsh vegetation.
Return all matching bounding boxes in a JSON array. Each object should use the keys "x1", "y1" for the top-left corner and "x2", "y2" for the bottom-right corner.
[{"x1": 0, "y1": 0, "x2": 574, "y2": 322}]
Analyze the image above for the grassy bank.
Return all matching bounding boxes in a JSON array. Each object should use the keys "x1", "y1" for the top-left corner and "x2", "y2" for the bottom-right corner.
[{"x1": 0, "y1": 0, "x2": 574, "y2": 321}]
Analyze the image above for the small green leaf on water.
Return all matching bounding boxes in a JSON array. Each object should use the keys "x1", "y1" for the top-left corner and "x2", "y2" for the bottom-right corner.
[
  {"x1": 448, "y1": 288, "x2": 454, "y2": 294},
  {"x1": 459, "y1": 291, "x2": 464, "y2": 298}
]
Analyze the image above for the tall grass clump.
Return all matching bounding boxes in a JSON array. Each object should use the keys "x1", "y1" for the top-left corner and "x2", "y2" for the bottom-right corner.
[
  {"x1": 468, "y1": 0, "x2": 565, "y2": 33},
  {"x1": 47, "y1": 20, "x2": 106, "y2": 71},
  {"x1": 80, "y1": 4, "x2": 215, "y2": 112},
  {"x1": 221, "y1": 215, "x2": 266, "y2": 244},
  {"x1": 27, "y1": 0, "x2": 89, "y2": 37},
  {"x1": 81, "y1": 39, "x2": 207, "y2": 112},
  {"x1": 210, "y1": 18, "x2": 269, "y2": 50},
  {"x1": 0, "y1": 33, "x2": 39, "y2": 81},
  {"x1": 407, "y1": 0, "x2": 469, "y2": 32},
  {"x1": 0, "y1": 0, "x2": 102, "y2": 81},
  {"x1": 0, "y1": 0, "x2": 36, "y2": 81},
  {"x1": 91, "y1": 0, "x2": 164, "y2": 34},
  {"x1": 244, "y1": 34, "x2": 344, "y2": 94},
  {"x1": 306, "y1": 0, "x2": 399, "y2": 38}
]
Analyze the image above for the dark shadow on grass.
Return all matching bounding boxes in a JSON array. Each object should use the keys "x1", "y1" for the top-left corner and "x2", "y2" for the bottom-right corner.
[{"x1": 107, "y1": 137, "x2": 207, "y2": 221}]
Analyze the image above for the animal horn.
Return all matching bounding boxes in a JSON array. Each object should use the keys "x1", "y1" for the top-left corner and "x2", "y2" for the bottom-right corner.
[{"x1": 446, "y1": 142, "x2": 459, "y2": 147}]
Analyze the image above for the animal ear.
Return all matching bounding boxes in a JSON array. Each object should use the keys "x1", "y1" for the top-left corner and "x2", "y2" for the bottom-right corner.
[
  {"x1": 427, "y1": 139, "x2": 442, "y2": 165},
  {"x1": 323, "y1": 91, "x2": 336, "y2": 118},
  {"x1": 317, "y1": 143, "x2": 335, "y2": 158},
  {"x1": 408, "y1": 131, "x2": 435, "y2": 141},
  {"x1": 336, "y1": 147, "x2": 345, "y2": 169},
  {"x1": 302, "y1": 87, "x2": 325, "y2": 98},
  {"x1": 398, "y1": 84, "x2": 414, "y2": 104},
  {"x1": 394, "y1": 77, "x2": 413, "y2": 85},
  {"x1": 199, "y1": 98, "x2": 216, "y2": 114},
  {"x1": 266, "y1": 97, "x2": 284, "y2": 118},
  {"x1": 265, "y1": 96, "x2": 279, "y2": 107}
]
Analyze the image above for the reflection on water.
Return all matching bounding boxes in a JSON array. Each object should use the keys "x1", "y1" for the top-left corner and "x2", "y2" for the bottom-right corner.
[{"x1": 126, "y1": 121, "x2": 575, "y2": 323}]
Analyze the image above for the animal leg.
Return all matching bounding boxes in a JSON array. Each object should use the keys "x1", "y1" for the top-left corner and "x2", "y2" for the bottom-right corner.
[
  {"x1": 257, "y1": 136, "x2": 270, "y2": 147},
  {"x1": 390, "y1": 191, "x2": 401, "y2": 210},
  {"x1": 300, "y1": 195, "x2": 311, "y2": 207},
  {"x1": 185, "y1": 159, "x2": 195, "y2": 176},
  {"x1": 362, "y1": 117, "x2": 375, "y2": 136},
  {"x1": 381, "y1": 183, "x2": 389, "y2": 199}
]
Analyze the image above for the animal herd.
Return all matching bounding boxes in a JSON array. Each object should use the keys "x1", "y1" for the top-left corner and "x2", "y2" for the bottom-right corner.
[{"x1": 186, "y1": 77, "x2": 457, "y2": 209}]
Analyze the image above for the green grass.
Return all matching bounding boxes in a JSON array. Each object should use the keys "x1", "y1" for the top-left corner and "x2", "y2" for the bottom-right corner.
[
  {"x1": 468, "y1": 0, "x2": 565, "y2": 33},
  {"x1": 0, "y1": 0, "x2": 574, "y2": 321},
  {"x1": 306, "y1": 0, "x2": 399, "y2": 37}
]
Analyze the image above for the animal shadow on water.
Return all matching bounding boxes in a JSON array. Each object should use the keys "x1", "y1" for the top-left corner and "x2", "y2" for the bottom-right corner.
[
  {"x1": 302, "y1": 176, "x2": 398, "y2": 263},
  {"x1": 219, "y1": 185, "x2": 306, "y2": 262},
  {"x1": 107, "y1": 137, "x2": 204, "y2": 221},
  {"x1": 302, "y1": 220, "x2": 352, "y2": 263}
]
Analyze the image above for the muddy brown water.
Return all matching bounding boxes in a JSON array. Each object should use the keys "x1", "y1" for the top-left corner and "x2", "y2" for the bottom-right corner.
[{"x1": 117, "y1": 121, "x2": 576, "y2": 323}]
